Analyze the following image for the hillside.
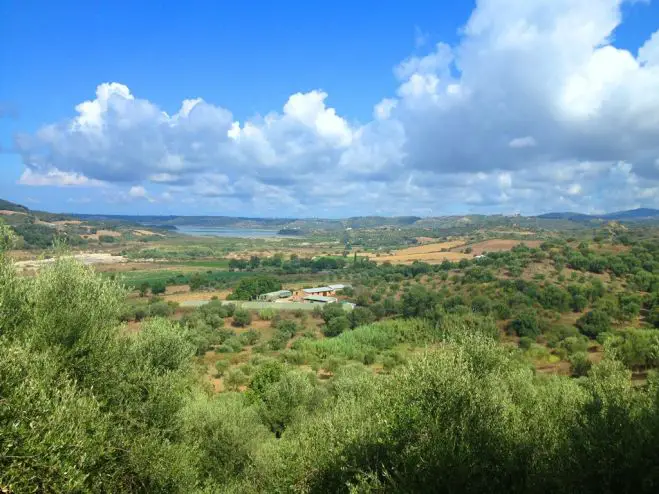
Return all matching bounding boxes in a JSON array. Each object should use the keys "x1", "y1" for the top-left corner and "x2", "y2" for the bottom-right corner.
[{"x1": 537, "y1": 208, "x2": 659, "y2": 222}]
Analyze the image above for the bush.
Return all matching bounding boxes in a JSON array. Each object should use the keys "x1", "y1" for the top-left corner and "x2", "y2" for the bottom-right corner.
[
  {"x1": 224, "y1": 369, "x2": 248, "y2": 391},
  {"x1": 605, "y1": 329, "x2": 659, "y2": 369},
  {"x1": 576, "y1": 310, "x2": 611, "y2": 338},
  {"x1": 232, "y1": 309, "x2": 252, "y2": 327},
  {"x1": 518, "y1": 336, "x2": 534, "y2": 350},
  {"x1": 151, "y1": 281, "x2": 167, "y2": 295},
  {"x1": 239, "y1": 329, "x2": 261, "y2": 346},
  {"x1": 275, "y1": 319, "x2": 298, "y2": 339},
  {"x1": 569, "y1": 352, "x2": 592, "y2": 377},
  {"x1": 148, "y1": 301, "x2": 174, "y2": 318},
  {"x1": 559, "y1": 336, "x2": 589, "y2": 355},
  {"x1": 362, "y1": 350, "x2": 376, "y2": 365},
  {"x1": 224, "y1": 337, "x2": 244, "y2": 353},
  {"x1": 509, "y1": 311, "x2": 540, "y2": 338},
  {"x1": 258, "y1": 308, "x2": 276, "y2": 320},
  {"x1": 215, "y1": 360, "x2": 230, "y2": 376},
  {"x1": 322, "y1": 315, "x2": 350, "y2": 337},
  {"x1": 382, "y1": 351, "x2": 406, "y2": 372},
  {"x1": 268, "y1": 334, "x2": 288, "y2": 351}
]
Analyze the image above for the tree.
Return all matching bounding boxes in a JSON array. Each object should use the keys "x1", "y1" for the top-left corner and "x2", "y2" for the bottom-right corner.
[
  {"x1": 509, "y1": 311, "x2": 540, "y2": 338},
  {"x1": 151, "y1": 281, "x2": 166, "y2": 295},
  {"x1": 232, "y1": 309, "x2": 252, "y2": 327},
  {"x1": 576, "y1": 310, "x2": 611, "y2": 338},
  {"x1": 348, "y1": 307, "x2": 375, "y2": 329},
  {"x1": 215, "y1": 360, "x2": 230, "y2": 376},
  {"x1": 323, "y1": 315, "x2": 350, "y2": 337},
  {"x1": 471, "y1": 295, "x2": 493, "y2": 315},
  {"x1": 189, "y1": 273, "x2": 205, "y2": 291},
  {"x1": 139, "y1": 281, "x2": 150, "y2": 297},
  {"x1": 228, "y1": 276, "x2": 281, "y2": 301},
  {"x1": 321, "y1": 303, "x2": 345, "y2": 323},
  {"x1": 569, "y1": 352, "x2": 592, "y2": 377}
]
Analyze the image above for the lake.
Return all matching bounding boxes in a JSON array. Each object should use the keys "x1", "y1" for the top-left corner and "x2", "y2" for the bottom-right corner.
[{"x1": 175, "y1": 226, "x2": 293, "y2": 238}]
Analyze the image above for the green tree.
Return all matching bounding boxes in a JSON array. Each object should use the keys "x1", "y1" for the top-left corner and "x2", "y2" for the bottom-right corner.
[
  {"x1": 576, "y1": 310, "x2": 611, "y2": 338},
  {"x1": 139, "y1": 281, "x2": 150, "y2": 297},
  {"x1": 151, "y1": 281, "x2": 166, "y2": 295},
  {"x1": 509, "y1": 311, "x2": 540, "y2": 338},
  {"x1": 323, "y1": 315, "x2": 350, "y2": 337},
  {"x1": 232, "y1": 309, "x2": 252, "y2": 327}
]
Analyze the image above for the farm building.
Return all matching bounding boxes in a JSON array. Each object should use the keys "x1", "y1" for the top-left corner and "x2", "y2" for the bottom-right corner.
[
  {"x1": 258, "y1": 290, "x2": 293, "y2": 302},
  {"x1": 299, "y1": 286, "x2": 335, "y2": 297},
  {"x1": 303, "y1": 295, "x2": 338, "y2": 304},
  {"x1": 327, "y1": 283, "x2": 351, "y2": 291}
]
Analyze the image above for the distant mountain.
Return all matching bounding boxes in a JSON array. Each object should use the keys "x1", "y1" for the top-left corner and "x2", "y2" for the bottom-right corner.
[{"x1": 537, "y1": 208, "x2": 659, "y2": 222}]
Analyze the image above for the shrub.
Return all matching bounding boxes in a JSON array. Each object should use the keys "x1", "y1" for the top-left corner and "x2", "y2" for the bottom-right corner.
[
  {"x1": 258, "y1": 308, "x2": 276, "y2": 321},
  {"x1": 268, "y1": 334, "x2": 288, "y2": 351},
  {"x1": 224, "y1": 369, "x2": 248, "y2": 391},
  {"x1": 215, "y1": 360, "x2": 230, "y2": 377},
  {"x1": 275, "y1": 319, "x2": 298, "y2": 339},
  {"x1": 239, "y1": 329, "x2": 261, "y2": 346},
  {"x1": 148, "y1": 301, "x2": 174, "y2": 318},
  {"x1": 576, "y1": 310, "x2": 611, "y2": 338},
  {"x1": 382, "y1": 351, "x2": 406, "y2": 372},
  {"x1": 518, "y1": 336, "x2": 534, "y2": 350},
  {"x1": 323, "y1": 315, "x2": 350, "y2": 337},
  {"x1": 224, "y1": 337, "x2": 244, "y2": 353},
  {"x1": 151, "y1": 281, "x2": 167, "y2": 295},
  {"x1": 605, "y1": 329, "x2": 659, "y2": 369},
  {"x1": 569, "y1": 352, "x2": 592, "y2": 377},
  {"x1": 363, "y1": 350, "x2": 376, "y2": 365},
  {"x1": 509, "y1": 311, "x2": 540, "y2": 338},
  {"x1": 232, "y1": 309, "x2": 252, "y2": 327}
]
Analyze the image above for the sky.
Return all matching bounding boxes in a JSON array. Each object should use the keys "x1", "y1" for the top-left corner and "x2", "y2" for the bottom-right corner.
[{"x1": 2, "y1": 0, "x2": 659, "y2": 218}]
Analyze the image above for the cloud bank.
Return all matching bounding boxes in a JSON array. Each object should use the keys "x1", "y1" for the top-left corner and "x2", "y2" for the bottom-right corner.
[{"x1": 14, "y1": 0, "x2": 659, "y2": 215}]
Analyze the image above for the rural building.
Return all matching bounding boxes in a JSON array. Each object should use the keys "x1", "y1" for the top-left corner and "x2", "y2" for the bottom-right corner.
[
  {"x1": 327, "y1": 283, "x2": 351, "y2": 291},
  {"x1": 258, "y1": 289, "x2": 293, "y2": 302},
  {"x1": 299, "y1": 286, "x2": 335, "y2": 297},
  {"x1": 303, "y1": 295, "x2": 338, "y2": 304}
]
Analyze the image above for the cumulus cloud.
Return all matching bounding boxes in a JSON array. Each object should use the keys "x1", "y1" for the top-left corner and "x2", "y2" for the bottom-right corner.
[
  {"x1": 13, "y1": 0, "x2": 659, "y2": 215},
  {"x1": 18, "y1": 168, "x2": 105, "y2": 187}
]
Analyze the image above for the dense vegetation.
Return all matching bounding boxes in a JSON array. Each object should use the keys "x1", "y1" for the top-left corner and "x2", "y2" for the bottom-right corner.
[{"x1": 2, "y1": 220, "x2": 659, "y2": 492}]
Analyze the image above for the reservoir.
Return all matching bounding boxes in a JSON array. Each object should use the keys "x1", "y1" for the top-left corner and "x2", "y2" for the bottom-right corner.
[{"x1": 175, "y1": 226, "x2": 294, "y2": 238}]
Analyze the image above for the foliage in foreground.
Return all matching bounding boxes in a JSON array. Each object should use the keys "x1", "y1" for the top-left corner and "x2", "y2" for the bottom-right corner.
[{"x1": 1, "y1": 243, "x2": 659, "y2": 492}]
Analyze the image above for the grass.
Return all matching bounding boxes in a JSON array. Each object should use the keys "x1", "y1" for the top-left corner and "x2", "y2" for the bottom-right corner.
[{"x1": 170, "y1": 259, "x2": 231, "y2": 268}]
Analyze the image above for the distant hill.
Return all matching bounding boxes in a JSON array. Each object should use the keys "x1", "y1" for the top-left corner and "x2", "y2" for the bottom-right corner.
[
  {"x1": 602, "y1": 208, "x2": 659, "y2": 220},
  {"x1": 536, "y1": 212, "x2": 597, "y2": 221},
  {"x1": 537, "y1": 208, "x2": 659, "y2": 222},
  {"x1": 0, "y1": 198, "x2": 29, "y2": 214}
]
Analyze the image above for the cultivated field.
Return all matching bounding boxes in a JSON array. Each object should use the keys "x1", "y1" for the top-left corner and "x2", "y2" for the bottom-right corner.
[
  {"x1": 366, "y1": 240, "x2": 469, "y2": 264},
  {"x1": 457, "y1": 239, "x2": 543, "y2": 255}
]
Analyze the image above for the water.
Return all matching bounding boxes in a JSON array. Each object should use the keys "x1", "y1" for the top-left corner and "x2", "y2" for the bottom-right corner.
[{"x1": 174, "y1": 225, "x2": 294, "y2": 238}]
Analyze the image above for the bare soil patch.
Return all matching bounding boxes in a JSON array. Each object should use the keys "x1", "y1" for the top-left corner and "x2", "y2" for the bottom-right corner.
[
  {"x1": 367, "y1": 240, "x2": 471, "y2": 264},
  {"x1": 15, "y1": 252, "x2": 128, "y2": 270},
  {"x1": 132, "y1": 229, "x2": 165, "y2": 237},
  {"x1": 82, "y1": 229, "x2": 122, "y2": 241},
  {"x1": 164, "y1": 289, "x2": 232, "y2": 303}
]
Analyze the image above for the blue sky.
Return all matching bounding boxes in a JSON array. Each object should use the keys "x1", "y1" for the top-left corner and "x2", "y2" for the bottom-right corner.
[{"x1": 2, "y1": 0, "x2": 659, "y2": 217}]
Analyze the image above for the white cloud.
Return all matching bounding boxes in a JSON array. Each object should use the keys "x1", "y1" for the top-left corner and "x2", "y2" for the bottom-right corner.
[
  {"x1": 509, "y1": 137, "x2": 537, "y2": 149},
  {"x1": 14, "y1": 0, "x2": 659, "y2": 215},
  {"x1": 129, "y1": 185, "x2": 148, "y2": 198},
  {"x1": 18, "y1": 168, "x2": 105, "y2": 187}
]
